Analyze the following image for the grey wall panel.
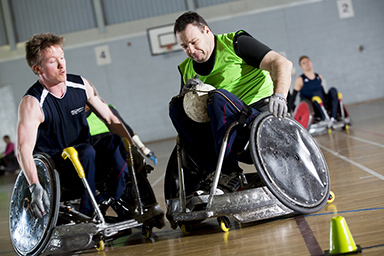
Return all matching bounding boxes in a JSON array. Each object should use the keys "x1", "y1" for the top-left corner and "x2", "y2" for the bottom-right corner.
[
  {"x1": 10, "y1": 0, "x2": 96, "y2": 42},
  {"x1": 196, "y1": 0, "x2": 236, "y2": 8},
  {"x1": 0, "y1": 3, "x2": 6, "y2": 46},
  {"x1": 102, "y1": 0, "x2": 186, "y2": 25}
]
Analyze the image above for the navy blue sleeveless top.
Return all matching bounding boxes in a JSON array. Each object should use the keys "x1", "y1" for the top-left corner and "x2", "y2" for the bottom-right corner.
[
  {"x1": 25, "y1": 74, "x2": 90, "y2": 156},
  {"x1": 299, "y1": 73, "x2": 323, "y2": 100}
]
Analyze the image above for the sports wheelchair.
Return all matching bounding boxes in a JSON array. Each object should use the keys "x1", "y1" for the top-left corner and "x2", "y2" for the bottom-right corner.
[
  {"x1": 165, "y1": 108, "x2": 331, "y2": 234},
  {"x1": 293, "y1": 92, "x2": 351, "y2": 135},
  {"x1": 9, "y1": 144, "x2": 164, "y2": 256}
]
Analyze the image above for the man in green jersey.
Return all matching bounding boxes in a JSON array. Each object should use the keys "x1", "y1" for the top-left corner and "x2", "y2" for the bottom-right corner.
[{"x1": 169, "y1": 11, "x2": 292, "y2": 192}]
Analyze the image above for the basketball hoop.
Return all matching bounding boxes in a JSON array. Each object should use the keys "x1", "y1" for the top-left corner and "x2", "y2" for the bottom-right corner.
[{"x1": 163, "y1": 44, "x2": 174, "y2": 57}]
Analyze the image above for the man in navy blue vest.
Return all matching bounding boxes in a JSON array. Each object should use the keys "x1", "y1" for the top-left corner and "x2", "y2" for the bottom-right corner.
[
  {"x1": 289, "y1": 56, "x2": 338, "y2": 120},
  {"x1": 17, "y1": 33, "x2": 141, "y2": 218}
]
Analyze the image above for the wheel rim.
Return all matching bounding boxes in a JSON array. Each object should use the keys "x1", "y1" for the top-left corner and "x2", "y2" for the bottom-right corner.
[
  {"x1": 9, "y1": 154, "x2": 60, "y2": 256},
  {"x1": 250, "y1": 113, "x2": 330, "y2": 214}
]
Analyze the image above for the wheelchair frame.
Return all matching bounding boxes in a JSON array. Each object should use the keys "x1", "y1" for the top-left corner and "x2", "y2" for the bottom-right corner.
[
  {"x1": 165, "y1": 113, "x2": 331, "y2": 234},
  {"x1": 293, "y1": 93, "x2": 351, "y2": 136},
  {"x1": 9, "y1": 146, "x2": 164, "y2": 255}
]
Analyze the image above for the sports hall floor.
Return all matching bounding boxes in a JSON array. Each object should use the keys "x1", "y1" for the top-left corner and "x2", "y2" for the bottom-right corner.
[{"x1": 0, "y1": 99, "x2": 383, "y2": 256}]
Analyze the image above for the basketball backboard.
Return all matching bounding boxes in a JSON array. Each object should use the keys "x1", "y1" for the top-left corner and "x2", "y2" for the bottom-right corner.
[{"x1": 147, "y1": 24, "x2": 181, "y2": 56}]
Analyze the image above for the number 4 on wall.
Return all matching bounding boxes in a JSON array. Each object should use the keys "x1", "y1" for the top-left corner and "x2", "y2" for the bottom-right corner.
[{"x1": 94, "y1": 45, "x2": 112, "y2": 66}]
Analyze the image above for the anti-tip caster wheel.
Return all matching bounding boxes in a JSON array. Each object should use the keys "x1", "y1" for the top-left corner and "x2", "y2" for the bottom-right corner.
[
  {"x1": 344, "y1": 124, "x2": 350, "y2": 133},
  {"x1": 180, "y1": 222, "x2": 191, "y2": 235},
  {"x1": 96, "y1": 239, "x2": 105, "y2": 251},
  {"x1": 327, "y1": 191, "x2": 335, "y2": 204},
  {"x1": 217, "y1": 216, "x2": 231, "y2": 232},
  {"x1": 142, "y1": 226, "x2": 153, "y2": 239}
]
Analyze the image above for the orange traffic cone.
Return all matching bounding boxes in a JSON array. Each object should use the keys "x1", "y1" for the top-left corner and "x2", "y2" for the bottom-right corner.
[{"x1": 324, "y1": 216, "x2": 362, "y2": 255}]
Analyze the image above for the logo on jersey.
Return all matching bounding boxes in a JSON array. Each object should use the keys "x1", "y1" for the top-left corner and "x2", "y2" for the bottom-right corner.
[{"x1": 71, "y1": 106, "x2": 84, "y2": 116}]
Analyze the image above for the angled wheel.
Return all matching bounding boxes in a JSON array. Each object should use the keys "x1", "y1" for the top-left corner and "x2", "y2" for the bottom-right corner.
[
  {"x1": 250, "y1": 113, "x2": 330, "y2": 214},
  {"x1": 9, "y1": 154, "x2": 60, "y2": 256},
  {"x1": 293, "y1": 99, "x2": 314, "y2": 129}
]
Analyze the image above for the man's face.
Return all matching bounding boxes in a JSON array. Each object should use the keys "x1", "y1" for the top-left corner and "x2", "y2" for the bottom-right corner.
[
  {"x1": 33, "y1": 45, "x2": 66, "y2": 86},
  {"x1": 176, "y1": 24, "x2": 214, "y2": 63},
  {"x1": 300, "y1": 57, "x2": 313, "y2": 72}
]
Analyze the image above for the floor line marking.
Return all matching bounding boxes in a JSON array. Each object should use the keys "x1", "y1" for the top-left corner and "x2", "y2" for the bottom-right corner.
[
  {"x1": 351, "y1": 127, "x2": 384, "y2": 138},
  {"x1": 294, "y1": 215, "x2": 323, "y2": 256},
  {"x1": 306, "y1": 207, "x2": 384, "y2": 217},
  {"x1": 152, "y1": 173, "x2": 165, "y2": 187},
  {"x1": 344, "y1": 134, "x2": 384, "y2": 148},
  {"x1": 319, "y1": 144, "x2": 384, "y2": 181}
]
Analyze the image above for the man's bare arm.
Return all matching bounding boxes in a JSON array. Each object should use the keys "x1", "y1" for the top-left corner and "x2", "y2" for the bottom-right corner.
[
  {"x1": 17, "y1": 96, "x2": 43, "y2": 185},
  {"x1": 260, "y1": 51, "x2": 292, "y2": 98}
]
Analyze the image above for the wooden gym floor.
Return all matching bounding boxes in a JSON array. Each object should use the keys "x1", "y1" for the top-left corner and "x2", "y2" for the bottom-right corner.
[{"x1": 0, "y1": 99, "x2": 383, "y2": 256}]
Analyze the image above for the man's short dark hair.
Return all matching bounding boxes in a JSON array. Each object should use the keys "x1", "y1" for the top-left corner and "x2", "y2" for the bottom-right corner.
[
  {"x1": 174, "y1": 11, "x2": 209, "y2": 35},
  {"x1": 299, "y1": 55, "x2": 310, "y2": 65}
]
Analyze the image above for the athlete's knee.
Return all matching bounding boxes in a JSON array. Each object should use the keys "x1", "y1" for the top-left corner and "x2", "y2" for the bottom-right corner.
[
  {"x1": 328, "y1": 87, "x2": 338, "y2": 97},
  {"x1": 76, "y1": 144, "x2": 96, "y2": 160}
]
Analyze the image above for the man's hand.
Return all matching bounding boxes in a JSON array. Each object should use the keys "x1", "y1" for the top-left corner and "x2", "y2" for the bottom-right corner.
[
  {"x1": 28, "y1": 183, "x2": 50, "y2": 218},
  {"x1": 146, "y1": 150, "x2": 158, "y2": 165},
  {"x1": 182, "y1": 74, "x2": 203, "y2": 92},
  {"x1": 266, "y1": 93, "x2": 288, "y2": 118}
]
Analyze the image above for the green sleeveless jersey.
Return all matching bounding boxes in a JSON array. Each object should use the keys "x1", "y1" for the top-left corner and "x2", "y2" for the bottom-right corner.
[
  {"x1": 87, "y1": 111, "x2": 109, "y2": 136},
  {"x1": 178, "y1": 31, "x2": 273, "y2": 105}
]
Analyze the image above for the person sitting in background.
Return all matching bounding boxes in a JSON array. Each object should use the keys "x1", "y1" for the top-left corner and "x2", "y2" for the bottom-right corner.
[
  {"x1": 0, "y1": 135, "x2": 19, "y2": 172},
  {"x1": 289, "y1": 55, "x2": 338, "y2": 121}
]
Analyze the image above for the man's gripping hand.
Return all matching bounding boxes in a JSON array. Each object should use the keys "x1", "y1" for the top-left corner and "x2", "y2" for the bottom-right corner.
[
  {"x1": 266, "y1": 93, "x2": 288, "y2": 118},
  {"x1": 182, "y1": 74, "x2": 203, "y2": 92},
  {"x1": 29, "y1": 183, "x2": 50, "y2": 218}
]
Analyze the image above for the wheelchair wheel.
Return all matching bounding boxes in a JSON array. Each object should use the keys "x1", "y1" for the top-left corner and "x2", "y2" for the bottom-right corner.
[
  {"x1": 9, "y1": 154, "x2": 60, "y2": 256},
  {"x1": 293, "y1": 99, "x2": 314, "y2": 129},
  {"x1": 249, "y1": 112, "x2": 330, "y2": 214}
]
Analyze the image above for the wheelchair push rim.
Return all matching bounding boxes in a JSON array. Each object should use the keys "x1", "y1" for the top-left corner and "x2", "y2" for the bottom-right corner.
[
  {"x1": 9, "y1": 154, "x2": 60, "y2": 256},
  {"x1": 250, "y1": 112, "x2": 330, "y2": 214}
]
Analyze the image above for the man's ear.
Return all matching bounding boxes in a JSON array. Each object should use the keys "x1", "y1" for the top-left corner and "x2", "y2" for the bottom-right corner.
[
  {"x1": 203, "y1": 25, "x2": 211, "y2": 34},
  {"x1": 32, "y1": 65, "x2": 41, "y2": 75}
]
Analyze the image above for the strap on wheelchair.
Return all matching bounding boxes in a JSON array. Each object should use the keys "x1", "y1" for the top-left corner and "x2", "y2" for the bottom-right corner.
[{"x1": 239, "y1": 102, "x2": 251, "y2": 127}]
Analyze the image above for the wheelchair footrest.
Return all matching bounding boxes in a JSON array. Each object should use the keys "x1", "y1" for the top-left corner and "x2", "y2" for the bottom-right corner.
[
  {"x1": 41, "y1": 219, "x2": 142, "y2": 255},
  {"x1": 41, "y1": 223, "x2": 98, "y2": 255},
  {"x1": 168, "y1": 186, "x2": 294, "y2": 223}
]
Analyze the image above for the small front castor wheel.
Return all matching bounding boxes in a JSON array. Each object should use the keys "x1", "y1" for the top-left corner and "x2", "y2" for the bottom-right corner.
[
  {"x1": 142, "y1": 226, "x2": 153, "y2": 239},
  {"x1": 327, "y1": 191, "x2": 335, "y2": 204},
  {"x1": 217, "y1": 216, "x2": 231, "y2": 232},
  {"x1": 344, "y1": 124, "x2": 350, "y2": 133},
  {"x1": 180, "y1": 222, "x2": 191, "y2": 235},
  {"x1": 96, "y1": 239, "x2": 105, "y2": 251}
]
